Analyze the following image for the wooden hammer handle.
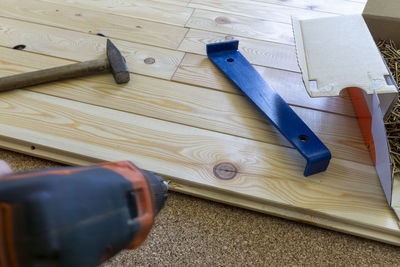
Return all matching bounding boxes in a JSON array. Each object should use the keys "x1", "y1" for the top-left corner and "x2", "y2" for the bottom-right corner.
[{"x1": 0, "y1": 58, "x2": 110, "y2": 92}]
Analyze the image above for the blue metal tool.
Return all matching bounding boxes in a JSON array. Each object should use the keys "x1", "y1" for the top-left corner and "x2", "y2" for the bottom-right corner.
[{"x1": 207, "y1": 40, "x2": 331, "y2": 176}]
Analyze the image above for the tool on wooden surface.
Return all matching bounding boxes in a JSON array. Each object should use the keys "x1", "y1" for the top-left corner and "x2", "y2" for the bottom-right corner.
[
  {"x1": 0, "y1": 161, "x2": 168, "y2": 267},
  {"x1": 0, "y1": 39, "x2": 129, "y2": 92},
  {"x1": 207, "y1": 40, "x2": 331, "y2": 176}
]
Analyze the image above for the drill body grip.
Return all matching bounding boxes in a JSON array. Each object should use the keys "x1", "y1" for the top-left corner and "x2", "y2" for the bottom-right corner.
[{"x1": 0, "y1": 161, "x2": 164, "y2": 267}]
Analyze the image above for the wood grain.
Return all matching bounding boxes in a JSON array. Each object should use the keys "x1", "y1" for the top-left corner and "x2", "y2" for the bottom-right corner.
[
  {"x1": 0, "y1": 17, "x2": 184, "y2": 80},
  {"x1": 0, "y1": 0, "x2": 188, "y2": 50},
  {"x1": 178, "y1": 29, "x2": 300, "y2": 71},
  {"x1": 41, "y1": 0, "x2": 194, "y2": 26},
  {"x1": 189, "y1": 0, "x2": 335, "y2": 24},
  {"x1": 173, "y1": 53, "x2": 356, "y2": 117},
  {"x1": 168, "y1": 182, "x2": 400, "y2": 246},
  {"x1": 0, "y1": 0, "x2": 393, "y2": 246},
  {"x1": 0, "y1": 90, "x2": 397, "y2": 244},
  {"x1": 393, "y1": 176, "x2": 400, "y2": 220},
  {"x1": 186, "y1": 9, "x2": 294, "y2": 44},
  {"x1": 249, "y1": 0, "x2": 365, "y2": 15},
  {"x1": 0, "y1": 47, "x2": 370, "y2": 165},
  {"x1": 153, "y1": 0, "x2": 190, "y2": 6}
]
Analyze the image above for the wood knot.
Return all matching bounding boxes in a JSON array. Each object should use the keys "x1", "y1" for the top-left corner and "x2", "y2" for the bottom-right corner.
[
  {"x1": 213, "y1": 162, "x2": 237, "y2": 180},
  {"x1": 215, "y1": 16, "x2": 231, "y2": 24}
]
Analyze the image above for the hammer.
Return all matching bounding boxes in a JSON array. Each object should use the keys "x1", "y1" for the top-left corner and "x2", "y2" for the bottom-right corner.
[{"x1": 0, "y1": 39, "x2": 129, "y2": 92}]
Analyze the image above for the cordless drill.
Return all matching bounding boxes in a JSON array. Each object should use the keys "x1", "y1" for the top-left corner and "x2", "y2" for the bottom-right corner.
[{"x1": 0, "y1": 161, "x2": 168, "y2": 267}]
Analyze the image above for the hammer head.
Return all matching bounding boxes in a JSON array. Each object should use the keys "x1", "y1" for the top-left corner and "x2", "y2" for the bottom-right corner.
[{"x1": 106, "y1": 39, "x2": 130, "y2": 84}]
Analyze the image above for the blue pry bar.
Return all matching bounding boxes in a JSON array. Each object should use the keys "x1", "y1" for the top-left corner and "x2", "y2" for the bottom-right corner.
[{"x1": 207, "y1": 40, "x2": 331, "y2": 176}]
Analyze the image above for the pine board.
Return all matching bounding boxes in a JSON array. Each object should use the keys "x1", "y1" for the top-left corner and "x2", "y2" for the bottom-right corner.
[
  {"x1": 188, "y1": 0, "x2": 336, "y2": 23},
  {"x1": 249, "y1": 0, "x2": 366, "y2": 14},
  {"x1": 0, "y1": 47, "x2": 371, "y2": 166},
  {"x1": 0, "y1": 0, "x2": 399, "y2": 245},
  {"x1": 186, "y1": 9, "x2": 294, "y2": 44},
  {"x1": 41, "y1": 0, "x2": 194, "y2": 26},
  {"x1": 0, "y1": 16, "x2": 184, "y2": 80},
  {"x1": 178, "y1": 29, "x2": 300, "y2": 71},
  {"x1": 0, "y1": 0, "x2": 188, "y2": 49},
  {"x1": 0, "y1": 91, "x2": 398, "y2": 245},
  {"x1": 172, "y1": 53, "x2": 356, "y2": 116}
]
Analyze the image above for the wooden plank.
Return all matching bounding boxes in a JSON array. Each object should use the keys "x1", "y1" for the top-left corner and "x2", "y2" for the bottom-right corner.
[
  {"x1": 0, "y1": 47, "x2": 371, "y2": 166},
  {"x1": 1, "y1": 133, "x2": 395, "y2": 245},
  {"x1": 249, "y1": 0, "x2": 365, "y2": 15},
  {"x1": 0, "y1": 17, "x2": 184, "y2": 80},
  {"x1": 0, "y1": 132, "x2": 396, "y2": 245},
  {"x1": 186, "y1": 9, "x2": 294, "y2": 44},
  {"x1": 0, "y1": 0, "x2": 391, "y2": 246},
  {"x1": 189, "y1": 0, "x2": 335, "y2": 24},
  {"x1": 178, "y1": 29, "x2": 299, "y2": 72},
  {"x1": 168, "y1": 182, "x2": 400, "y2": 246},
  {"x1": 0, "y1": 0, "x2": 188, "y2": 50},
  {"x1": 173, "y1": 53, "x2": 356, "y2": 117},
  {"x1": 41, "y1": 0, "x2": 194, "y2": 26},
  {"x1": 153, "y1": 0, "x2": 190, "y2": 6},
  {"x1": 0, "y1": 90, "x2": 398, "y2": 244}
]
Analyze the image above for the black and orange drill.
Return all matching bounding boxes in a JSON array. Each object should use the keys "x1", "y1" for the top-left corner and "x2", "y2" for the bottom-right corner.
[{"x1": 0, "y1": 161, "x2": 168, "y2": 267}]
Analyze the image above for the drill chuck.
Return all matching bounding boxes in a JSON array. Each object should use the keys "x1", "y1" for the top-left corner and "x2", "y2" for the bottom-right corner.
[{"x1": 143, "y1": 170, "x2": 168, "y2": 216}]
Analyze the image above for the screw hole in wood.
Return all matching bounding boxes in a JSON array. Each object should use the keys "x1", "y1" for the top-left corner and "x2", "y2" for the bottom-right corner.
[
  {"x1": 13, "y1": 44, "x2": 26, "y2": 50},
  {"x1": 144, "y1": 57, "x2": 155, "y2": 64},
  {"x1": 30, "y1": 146, "x2": 36, "y2": 150},
  {"x1": 215, "y1": 16, "x2": 231, "y2": 24}
]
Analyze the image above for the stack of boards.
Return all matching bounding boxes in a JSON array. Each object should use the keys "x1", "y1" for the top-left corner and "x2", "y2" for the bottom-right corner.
[{"x1": 1, "y1": 0, "x2": 397, "y2": 245}]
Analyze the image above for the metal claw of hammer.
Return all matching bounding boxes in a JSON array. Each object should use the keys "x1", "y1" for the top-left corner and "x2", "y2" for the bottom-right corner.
[{"x1": 0, "y1": 39, "x2": 130, "y2": 92}]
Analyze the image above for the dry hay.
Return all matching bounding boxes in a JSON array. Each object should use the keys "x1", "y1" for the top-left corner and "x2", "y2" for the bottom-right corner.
[{"x1": 377, "y1": 40, "x2": 400, "y2": 176}]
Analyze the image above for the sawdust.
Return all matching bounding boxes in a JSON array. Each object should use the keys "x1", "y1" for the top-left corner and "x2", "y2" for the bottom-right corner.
[{"x1": 377, "y1": 40, "x2": 400, "y2": 176}]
